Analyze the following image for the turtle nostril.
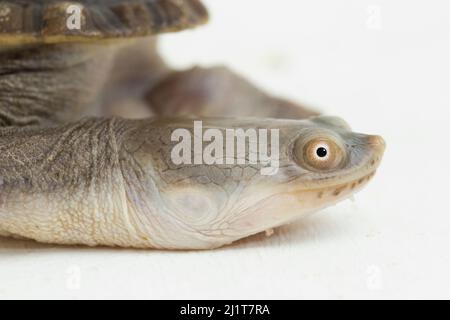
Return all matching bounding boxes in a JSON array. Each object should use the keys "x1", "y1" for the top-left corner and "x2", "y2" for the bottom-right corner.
[{"x1": 367, "y1": 135, "x2": 386, "y2": 152}]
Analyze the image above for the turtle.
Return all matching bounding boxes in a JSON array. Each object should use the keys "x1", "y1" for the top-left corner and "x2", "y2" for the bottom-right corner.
[{"x1": 0, "y1": 0, "x2": 385, "y2": 250}]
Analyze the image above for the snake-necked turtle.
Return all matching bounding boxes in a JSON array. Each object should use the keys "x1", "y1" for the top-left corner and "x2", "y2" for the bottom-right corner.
[{"x1": 0, "y1": 0, "x2": 385, "y2": 249}]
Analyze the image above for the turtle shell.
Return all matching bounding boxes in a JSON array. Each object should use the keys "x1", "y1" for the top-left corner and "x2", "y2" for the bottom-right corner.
[{"x1": 0, "y1": 0, "x2": 208, "y2": 45}]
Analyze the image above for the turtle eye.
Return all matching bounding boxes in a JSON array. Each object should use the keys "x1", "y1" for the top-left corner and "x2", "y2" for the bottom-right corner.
[{"x1": 295, "y1": 137, "x2": 346, "y2": 171}]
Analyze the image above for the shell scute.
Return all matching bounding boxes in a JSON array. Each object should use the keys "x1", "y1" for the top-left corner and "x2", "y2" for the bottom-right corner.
[{"x1": 0, "y1": 0, "x2": 208, "y2": 44}]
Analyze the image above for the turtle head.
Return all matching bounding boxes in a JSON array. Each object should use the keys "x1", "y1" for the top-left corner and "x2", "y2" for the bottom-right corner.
[
  {"x1": 218, "y1": 115, "x2": 385, "y2": 229},
  {"x1": 220, "y1": 116, "x2": 386, "y2": 239},
  {"x1": 132, "y1": 116, "x2": 385, "y2": 249}
]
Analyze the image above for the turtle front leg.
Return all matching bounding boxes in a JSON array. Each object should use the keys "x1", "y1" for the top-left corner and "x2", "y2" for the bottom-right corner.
[
  {"x1": 100, "y1": 39, "x2": 170, "y2": 119},
  {"x1": 147, "y1": 66, "x2": 319, "y2": 119}
]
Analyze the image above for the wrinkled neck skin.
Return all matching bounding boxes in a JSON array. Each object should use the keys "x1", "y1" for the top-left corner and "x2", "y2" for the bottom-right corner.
[{"x1": 0, "y1": 43, "x2": 117, "y2": 127}]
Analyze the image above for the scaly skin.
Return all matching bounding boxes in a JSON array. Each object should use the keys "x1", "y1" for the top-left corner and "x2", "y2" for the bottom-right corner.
[{"x1": 0, "y1": 117, "x2": 385, "y2": 249}]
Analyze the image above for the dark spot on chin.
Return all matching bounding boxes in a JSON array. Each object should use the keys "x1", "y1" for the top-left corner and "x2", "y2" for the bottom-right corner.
[{"x1": 318, "y1": 191, "x2": 324, "y2": 199}]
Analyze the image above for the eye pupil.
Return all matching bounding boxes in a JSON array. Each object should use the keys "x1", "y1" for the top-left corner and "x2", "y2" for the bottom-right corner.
[{"x1": 316, "y1": 147, "x2": 328, "y2": 158}]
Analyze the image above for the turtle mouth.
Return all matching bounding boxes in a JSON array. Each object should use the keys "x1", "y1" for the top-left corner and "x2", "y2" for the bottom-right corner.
[
  {"x1": 315, "y1": 169, "x2": 378, "y2": 199},
  {"x1": 284, "y1": 154, "x2": 383, "y2": 194},
  {"x1": 222, "y1": 168, "x2": 380, "y2": 238},
  {"x1": 282, "y1": 168, "x2": 378, "y2": 200}
]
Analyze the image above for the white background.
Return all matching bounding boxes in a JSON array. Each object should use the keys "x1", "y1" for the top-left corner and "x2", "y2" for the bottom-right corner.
[{"x1": 1, "y1": 0, "x2": 450, "y2": 299}]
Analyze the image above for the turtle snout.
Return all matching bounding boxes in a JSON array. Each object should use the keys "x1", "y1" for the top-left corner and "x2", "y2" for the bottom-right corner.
[
  {"x1": 367, "y1": 135, "x2": 386, "y2": 152},
  {"x1": 364, "y1": 134, "x2": 386, "y2": 171}
]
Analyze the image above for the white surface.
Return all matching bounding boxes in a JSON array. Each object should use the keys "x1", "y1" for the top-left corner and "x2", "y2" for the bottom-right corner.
[{"x1": 1, "y1": 0, "x2": 450, "y2": 299}]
